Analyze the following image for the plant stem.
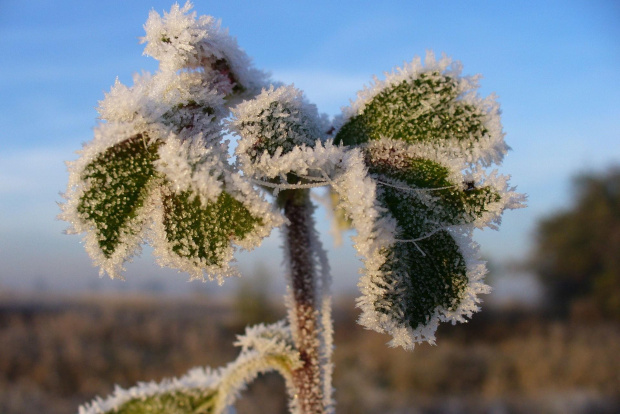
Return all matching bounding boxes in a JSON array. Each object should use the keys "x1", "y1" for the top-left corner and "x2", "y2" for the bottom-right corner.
[{"x1": 282, "y1": 189, "x2": 327, "y2": 414}]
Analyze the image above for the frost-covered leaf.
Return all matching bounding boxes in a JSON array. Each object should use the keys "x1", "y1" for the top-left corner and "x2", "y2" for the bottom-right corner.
[
  {"x1": 76, "y1": 134, "x2": 161, "y2": 258},
  {"x1": 335, "y1": 146, "x2": 500, "y2": 349},
  {"x1": 234, "y1": 321, "x2": 300, "y2": 362},
  {"x1": 368, "y1": 145, "x2": 501, "y2": 231},
  {"x1": 230, "y1": 84, "x2": 327, "y2": 179},
  {"x1": 331, "y1": 55, "x2": 524, "y2": 349},
  {"x1": 78, "y1": 322, "x2": 299, "y2": 414},
  {"x1": 156, "y1": 185, "x2": 263, "y2": 279},
  {"x1": 57, "y1": 132, "x2": 167, "y2": 279},
  {"x1": 368, "y1": 147, "x2": 502, "y2": 342},
  {"x1": 334, "y1": 52, "x2": 507, "y2": 166},
  {"x1": 63, "y1": 126, "x2": 283, "y2": 281},
  {"x1": 150, "y1": 134, "x2": 284, "y2": 281},
  {"x1": 336, "y1": 73, "x2": 486, "y2": 145},
  {"x1": 94, "y1": 389, "x2": 218, "y2": 414},
  {"x1": 374, "y1": 231, "x2": 468, "y2": 334}
]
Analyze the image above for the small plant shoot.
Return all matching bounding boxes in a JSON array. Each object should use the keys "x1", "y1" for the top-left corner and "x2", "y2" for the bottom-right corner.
[{"x1": 60, "y1": 3, "x2": 525, "y2": 413}]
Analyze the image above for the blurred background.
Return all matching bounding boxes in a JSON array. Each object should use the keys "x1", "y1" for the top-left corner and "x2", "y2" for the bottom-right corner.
[{"x1": 0, "y1": 0, "x2": 618, "y2": 413}]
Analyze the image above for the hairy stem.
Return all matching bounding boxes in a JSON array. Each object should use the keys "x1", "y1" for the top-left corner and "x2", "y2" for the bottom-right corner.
[{"x1": 282, "y1": 189, "x2": 327, "y2": 414}]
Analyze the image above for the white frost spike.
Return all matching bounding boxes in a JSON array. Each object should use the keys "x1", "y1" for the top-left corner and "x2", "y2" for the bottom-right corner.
[
  {"x1": 79, "y1": 321, "x2": 300, "y2": 414},
  {"x1": 97, "y1": 73, "x2": 159, "y2": 124},
  {"x1": 141, "y1": 1, "x2": 267, "y2": 94}
]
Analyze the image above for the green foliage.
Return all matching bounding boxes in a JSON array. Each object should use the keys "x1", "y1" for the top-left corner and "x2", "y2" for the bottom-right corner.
[
  {"x1": 335, "y1": 69, "x2": 506, "y2": 340},
  {"x1": 373, "y1": 175, "x2": 495, "y2": 331},
  {"x1": 376, "y1": 231, "x2": 468, "y2": 330},
  {"x1": 73, "y1": 133, "x2": 268, "y2": 277},
  {"x1": 162, "y1": 187, "x2": 263, "y2": 267},
  {"x1": 77, "y1": 134, "x2": 161, "y2": 257},
  {"x1": 334, "y1": 73, "x2": 487, "y2": 147},
  {"x1": 104, "y1": 389, "x2": 217, "y2": 414},
  {"x1": 532, "y1": 166, "x2": 620, "y2": 320},
  {"x1": 367, "y1": 154, "x2": 500, "y2": 227},
  {"x1": 66, "y1": 4, "x2": 520, "y2": 408}
]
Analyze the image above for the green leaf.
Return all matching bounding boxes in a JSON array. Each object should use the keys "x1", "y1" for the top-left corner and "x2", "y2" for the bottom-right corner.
[
  {"x1": 368, "y1": 154, "x2": 499, "y2": 336},
  {"x1": 161, "y1": 187, "x2": 263, "y2": 268},
  {"x1": 104, "y1": 389, "x2": 217, "y2": 414},
  {"x1": 77, "y1": 134, "x2": 161, "y2": 257},
  {"x1": 335, "y1": 72, "x2": 488, "y2": 147},
  {"x1": 374, "y1": 231, "x2": 468, "y2": 332},
  {"x1": 370, "y1": 155, "x2": 500, "y2": 230},
  {"x1": 231, "y1": 85, "x2": 324, "y2": 173},
  {"x1": 335, "y1": 57, "x2": 519, "y2": 348}
]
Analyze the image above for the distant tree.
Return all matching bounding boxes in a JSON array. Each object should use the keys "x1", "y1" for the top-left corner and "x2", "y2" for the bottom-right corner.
[{"x1": 532, "y1": 166, "x2": 620, "y2": 319}]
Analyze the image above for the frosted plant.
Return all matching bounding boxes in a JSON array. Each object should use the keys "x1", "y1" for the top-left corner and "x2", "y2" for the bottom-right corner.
[{"x1": 61, "y1": 3, "x2": 524, "y2": 413}]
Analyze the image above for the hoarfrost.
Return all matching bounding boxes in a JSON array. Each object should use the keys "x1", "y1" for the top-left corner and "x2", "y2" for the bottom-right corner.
[
  {"x1": 79, "y1": 321, "x2": 300, "y2": 414},
  {"x1": 141, "y1": 1, "x2": 267, "y2": 95}
]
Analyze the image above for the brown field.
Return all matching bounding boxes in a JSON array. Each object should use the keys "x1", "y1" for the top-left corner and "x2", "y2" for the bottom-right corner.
[{"x1": 1, "y1": 292, "x2": 618, "y2": 414}]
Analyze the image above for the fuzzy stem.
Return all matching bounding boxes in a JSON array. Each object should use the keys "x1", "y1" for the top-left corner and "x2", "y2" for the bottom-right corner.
[{"x1": 282, "y1": 189, "x2": 326, "y2": 414}]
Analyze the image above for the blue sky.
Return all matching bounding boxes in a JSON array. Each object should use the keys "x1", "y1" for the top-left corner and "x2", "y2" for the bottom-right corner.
[{"x1": 0, "y1": 0, "x2": 618, "y2": 295}]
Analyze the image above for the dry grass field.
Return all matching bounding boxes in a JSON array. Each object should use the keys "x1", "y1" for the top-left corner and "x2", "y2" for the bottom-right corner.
[{"x1": 1, "y1": 292, "x2": 618, "y2": 414}]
